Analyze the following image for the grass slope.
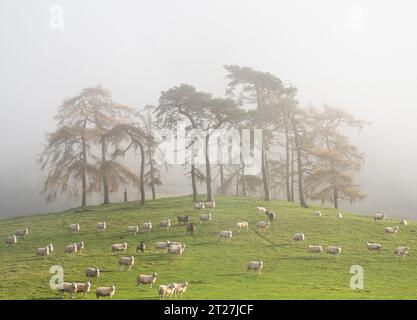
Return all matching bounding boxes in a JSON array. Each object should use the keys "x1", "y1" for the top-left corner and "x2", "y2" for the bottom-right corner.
[{"x1": 0, "y1": 195, "x2": 416, "y2": 300}]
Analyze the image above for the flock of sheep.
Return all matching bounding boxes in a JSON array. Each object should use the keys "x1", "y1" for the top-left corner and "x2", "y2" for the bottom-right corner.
[{"x1": 4, "y1": 200, "x2": 412, "y2": 299}]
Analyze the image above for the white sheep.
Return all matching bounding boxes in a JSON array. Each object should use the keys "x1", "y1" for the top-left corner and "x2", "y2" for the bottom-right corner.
[
  {"x1": 256, "y1": 206, "x2": 267, "y2": 213},
  {"x1": 5, "y1": 235, "x2": 17, "y2": 246},
  {"x1": 366, "y1": 241, "x2": 382, "y2": 252},
  {"x1": 47, "y1": 243, "x2": 54, "y2": 253},
  {"x1": 220, "y1": 230, "x2": 233, "y2": 242},
  {"x1": 160, "y1": 219, "x2": 171, "y2": 230},
  {"x1": 96, "y1": 222, "x2": 107, "y2": 232},
  {"x1": 308, "y1": 244, "x2": 323, "y2": 257},
  {"x1": 64, "y1": 243, "x2": 78, "y2": 254},
  {"x1": 37, "y1": 243, "x2": 53, "y2": 256},
  {"x1": 68, "y1": 223, "x2": 80, "y2": 232},
  {"x1": 112, "y1": 242, "x2": 128, "y2": 252},
  {"x1": 75, "y1": 280, "x2": 91, "y2": 298},
  {"x1": 313, "y1": 211, "x2": 322, "y2": 217},
  {"x1": 75, "y1": 241, "x2": 84, "y2": 253},
  {"x1": 143, "y1": 222, "x2": 152, "y2": 233},
  {"x1": 136, "y1": 272, "x2": 158, "y2": 288},
  {"x1": 173, "y1": 282, "x2": 188, "y2": 298},
  {"x1": 154, "y1": 241, "x2": 171, "y2": 252},
  {"x1": 58, "y1": 282, "x2": 77, "y2": 299},
  {"x1": 400, "y1": 218, "x2": 408, "y2": 226},
  {"x1": 247, "y1": 261, "x2": 263, "y2": 272},
  {"x1": 385, "y1": 226, "x2": 399, "y2": 236},
  {"x1": 292, "y1": 233, "x2": 305, "y2": 242},
  {"x1": 96, "y1": 286, "x2": 116, "y2": 299},
  {"x1": 86, "y1": 267, "x2": 100, "y2": 280},
  {"x1": 168, "y1": 244, "x2": 186, "y2": 255},
  {"x1": 199, "y1": 213, "x2": 212, "y2": 223},
  {"x1": 127, "y1": 225, "x2": 139, "y2": 235},
  {"x1": 204, "y1": 201, "x2": 216, "y2": 209},
  {"x1": 256, "y1": 221, "x2": 270, "y2": 230},
  {"x1": 373, "y1": 213, "x2": 385, "y2": 222},
  {"x1": 119, "y1": 256, "x2": 135, "y2": 271},
  {"x1": 158, "y1": 283, "x2": 176, "y2": 299},
  {"x1": 394, "y1": 246, "x2": 409, "y2": 258},
  {"x1": 193, "y1": 201, "x2": 205, "y2": 210},
  {"x1": 236, "y1": 221, "x2": 249, "y2": 231},
  {"x1": 326, "y1": 246, "x2": 342, "y2": 257},
  {"x1": 15, "y1": 227, "x2": 28, "y2": 238}
]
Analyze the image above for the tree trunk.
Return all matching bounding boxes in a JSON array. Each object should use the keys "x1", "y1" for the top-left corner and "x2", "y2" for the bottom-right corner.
[
  {"x1": 150, "y1": 160, "x2": 156, "y2": 200},
  {"x1": 292, "y1": 119, "x2": 308, "y2": 208},
  {"x1": 101, "y1": 141, "x2": 110, "y2": 204},
  {"x1": 290, "y1": 148, "x2": 295, "y2": 202},
  {"x1": 139, "y1": 143, "x2": 145, "y2": 205},
  {"x1": 191, "y1": 164, "x2": 198, "y2": 202},
  {"x1": 219, "y1": 165, "x2": 225, "y2": 195},
  {"x1": 205, "y1": 134, "x2": 213, "y2": 202},
  {"x1": 262, "y1": 147, "x2": 270, "y2": 201},
  {"x1": 235, "y1": 173, "x2": 239, "y2": 196},
  {"x1": 81, "y1": 136, "x2": 87, "y2": 208},
  {"x1": 284, "y1": 123, "x2": 291, "y2": 202},
  {"x1": 241, "y1": 164, "x2": 247, "y2": 197},
  {"x1": 333, "y1": 186, "x2": 339, "y2": 209}
]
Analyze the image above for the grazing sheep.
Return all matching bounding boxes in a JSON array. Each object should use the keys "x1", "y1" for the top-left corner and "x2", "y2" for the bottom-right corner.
[
  {"x1": 366, "y1": 241, "x2": 382, "y2": 252},
  {"x1": 385, "y1": 226, "x2": 399, "y2": 236},
  {"x1": 75, "y1": 281, "x2": 91, "y2": 298},
  {"x1": 160, "y1": 219, "x2": 171, "y2": 230},
  {"x1": 47, "y1": 243, "x2": 54, "y2": 253},
  {"x1": 186, "y1": 223, "x2": 195, "y2": 236},
  {"x1": 37, "y1": 243, "x2": 53, "y2": 256},
  {"x1": 168, "y1": 244, "x2": 186, "y2": 255},
  {"x1": 64, "y1": 243, "x2": 78, "y2": 254},
  {"x1": 236, "y1": 221, "x2": 249, "y2": 231},
  {"x1": 15, "y1": 227, "x2": 28, "y2": 238},
  {"x1": 313, "y1": 211, "x2": 322, "y2": 217},
  {"x1": 119, "y1": 256, "x2": 135, "y2": 271},
  {"x1": 326, "y1": 246, "x2": 342, "y2": 257},
  {"x1": 143, "y1": 222, "x2": 152, "y2": 233},
  {"x1": 96, "y1": 286, "x2": 116, "y2": 299},
  {"x1": 127, "y1": 225, "x2": 139, "y2": 235},
  {"x1": 199, "y1": 213, "x2": 212, "y2": 223},
  {"x1": 58, "y1": 282, "x2": 77, "y2": 299},
  {"x1": 256, "y1": 206, "x2": 267, "y2": 213},
  {"x1": 173, "y1": 282, "x2": 188, "y2": 298},
  {"x1": 75, "y1": 241, "x2": 85, "y2": 253},
  {"x1": 373, "y1": 213, "x2": 385, "y2": 222},
  {"x1": 136, "y1": 272, "x2": 158, "y2": 288},
  {"x1": 68, "y1": 223, "x2": 80, "y2": 232},
  {"x1": 400, "y1": 218, "x2": 408, "y2": 226},
  {"x1": 292, "y1": 233, "x2": 305, "y2": 242},
  {"x1": 220, "y1": 230, "x2": 233, "y2": 242},
  {"x1": 308, "y1": 244, "x2": 323, "y2": 257},
  {"x1": 337, "y1": 212, "x2": 343, "y2": 218},
  {"x1": 265, "y1": 211, "x2": 275, "y2": 223},
  {"x1": 158, "y1": 283, "x2": 176, "y2": 299},
  {"x1": 112, "y1": 242, "x2": 128, "y2": 252},
  {"x1": 6, "y1": 235, "x2": 17, "y2": 246},
  {"x1": 154, "y1": 241, "x2": 171, "y2": 252},
  {"x1": 177, "y1": 215, "x2": 189, "y2": 225},
  {"x1": 96, "y1": 222, "x2": 107, "y2": 232},
  {"x1": 85, "y1": 267, "x2": 100, "y2": 280},
  {"x1": 136, "y1": 241, "x2": 145, "y2": 253},
  {"x1": 204, "y1": 201, "x2": 216, "y2": 209},
  {"x1": 394, "y1": 246, "x2": 409, "y2": 258},
  {"x1": 256, "y1": 221, "x2": 270, "y2": 230},
  {"x1": 247, "y1": 261, "x2": 263, "y2": 272},
  {"x1": 193, "y1": 201, "x2": 204, "y2": 210}
]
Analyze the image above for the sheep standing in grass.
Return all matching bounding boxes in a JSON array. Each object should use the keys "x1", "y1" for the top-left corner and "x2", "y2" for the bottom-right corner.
[
  {"x1": 168, "y1": 244, "x2": 185, "y2": 255},
  {"x1": 308, "y1": 245, "x2": 323, "y2": 257},
  {"x1": 186, "y1": 223, "x2": 195, "y2": 236},
  {"x1": 96, "y1": 222, "x2": 107, "y2": 232},
  {"x1": 177, "y1": 215, "x2": 188, "y2": 225},
  {"x1": 112, "y1": 242, "x2": 127, "y2": 253},
  {"x1": 400, "y1": 218, "x2": 408, "y2": 226},
  {"x1": 366, "y1": 241, "x2": 382, "y2": 252},
  {"x1": 220, "y1": 230, "x2": 233, "y2": 242},
  {"x1": 96, "y1": 286, "x2": 116, "y2": 299},
  {"x1": 47, "y1": 243, "x2": 54, "y2": 253},
  {"x1": 173, "y1": 282, "x2": 188, "y2": 298},
  {"x1": 64, "y1": 243, "x2": 78, "y2": 254},
  {"x1": 75, "y1": 281, "x2": 91, "y2": 298},
  {"x1": 394, "y1": 246, "x2": 409, "y2": 258},
  {"x1": 127, "y1": 225, "x2": 139, "y2": 236},
  {"x1": 373, "y1": 213, "x2": 385, "y2": 222},
  {"x1": 6, "y1": 235, "x2": 17, "y2": 246},
  {"x1": 37, "y1": 243, "x2": 53, "y2": 256},
  {"x1": 86, "y1": 267, "x2": 100, "y2": 280},
  {"x1": 160, "y1": 219, "x2": 171, "y2": 230},
  {"x1": 58, "y1": 282, "x2": 77, "y2": 299},
  {"x1": 75, "y1": 241, "x2": 85, "y2": 253},
  {"x1": 236, "y1": 221, "x2": 249, "y2": 231},
  {"x1": 68, "y1": 223, "x2": 80, "y2": 232},
  {"x1": 204, "y1": 201, "x2": 216, "y2": 209},
  {"x1": 158, "y1": 283, "x2": 176, "y2": 299},
  {"x1": 193, "y1": 201, "x2": 205, "y2": 210},
  {"x1": 136, "y1": 241, "x2": 145, "y2": 253},
  {"x1": 326, "y1": 246, "x2": 342, "y2": 257},
  {"x1": 119, "y1": 256, "x2": 135, "y2": 271},
  {"x1": 256, "y1": 221, "x2": 270, "y2": 231},
  {"x1": 15, "y1": 227, "x2": 28, "y2": 238},
  {"x1": 199, "y1": 213, "x2": 212, "y2": 223},
  {"x1": 292, "y1": 233, "x2": 305, "y2": 242},
  {"x1": 265, "y1": 211, "x2": 275, "y2": 223},
  {"x1": 313, "y1": 211, "x2": 322, "y2": 217},
  {"x1": 136, "y1": 272, "x2": 158, "y2": 288},
  {"x1": 154, "y1": 241, "x2": 171, "y2": 252},
  {"x1": 385, "y1": 226, "x2": 399, "y2": 236},
  {"x1": 247, "y1": 261, "x2": 263, "y2": 272},
  {"x1": 256, "y1": 206, "x2": 267, "y2": 213},
  {"x1": 143, "y1": 222, "x2": 152, "y2": 233}
]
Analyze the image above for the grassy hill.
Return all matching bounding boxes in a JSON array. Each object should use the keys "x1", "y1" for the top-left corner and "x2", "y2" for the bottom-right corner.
[{"x1": 1, "y1": 195, "x2": 416, "y2": 300}]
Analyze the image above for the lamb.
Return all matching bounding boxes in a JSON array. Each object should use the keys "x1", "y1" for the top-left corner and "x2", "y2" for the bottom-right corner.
[
  {"x1": 75, "y1": 280, "x2": 91, "y2": 298},
  {"x1": 173, "y1": 282, "x2": 188, "y2": 298},
  {"x1": 112, "y1": 242, "x2": 128, "y2": 252},
  {"x1": 337, "y1": 212, "x2": 343, "y2": 218},
  {"x1": 186, "y1": 223, "x2": 195, "y2": 236},
  {"x1": 308, "y1": 244, "x2": 323, "y2": 257},
  {"x1": 373, "y1": 213, "x2": 385, "y2": 221},
  {"x1": 313, "y1": 211, "x2": 322, "y2": 217},
  {"x1": 158, "y1": 283, "x2": 176, "y2": 299},
  {"x1": 64, "y1": 243, "x2": 78, "y2": 254},
  {"x1": 247, "y1": 261, "x2": 263, "y2": 272},
  {"x1": 256, "y1": 206, "x2": 267, "y2": 213},
  {"x1": 119, "y1": 256, "x2": 135, "y2": 271},
  {"x1": 394, "y1": 246, "x2": 409, "y2": 258},
  {"x1": 68, "y1": 223, "x2": 80, "y2": 232},
  {"x1": 143, "y1": 222, "x2": 152, "y2": 233},
  {"x1": 96, "y1": 222, "x2": 107, "y2": 232},
  {"x1": 256, "y1": 221, "x2": 270, "y2": 230},
  {"x1": 204, "y1": 201, "x2": 216, "y2": 209},
  {"x1": 366, "y1": 241, "x2": 382, "y2": 252},
  {"x1": 265, "y1": 211, "x2": 275, "y2": 223},
  {"x1": 292, "y1": 233, "x2": 305, "y2": 242},
  {"x1": 220, "y1": 230, "x2": 233, "y2": 242},
  {"x1": 136, "y1": 241, "x2": 145, "y2": 253},
  {"x1": 6, "y1": 235, "x2": 17, "y2": 246},
  {"x1": 160, "y1": 219, "x2": 171, "y2": 230},
  {"x1": 236, "y1": 221, "x2": 249, "y2": 231},
  {"x1": 326, "y1": 246, "x2": 342, "y2": 257},
  {"x1": 177, "y1": 215, "x2": 189, "y2": 225},
  {"x1": 168, "y1": 244, "x2": 186, "y2": 255},
  {"x1": 96, "y1": 286, "x2": 116, "y2": 299},
  {"x1": 127, "y1": 225, "x2": 139, "y2": 235},
  {"x1": 15, "y1": 227, "x2": 28, "y2": 238},
  {"x1": 136, "y1": 272, "x2": 158, "y2": 288},
  {"x1": 193, "y1": 201, "x2": 204, "y2": 210},
  {"x1": 85, "y1": 267, "x2": 100, "y2": 280},
  {"x1": 75, "y1": 241, "x2": 85, "y2": 253},
  {"x1": 199, "y1": 213, "x2": 212, "y2": 223},
  {"x1": 385, "y1": 226, "x2": 399, "y2": 236},
  {"x1": 400, "y1": 218, "x2": 408, "y2": 226},
  {"x1": 154, "y1": 241, "x2": 171, "y2": 252},
  {"x1": 58, "y1": 282, "x2": 77, "y2": 299}
]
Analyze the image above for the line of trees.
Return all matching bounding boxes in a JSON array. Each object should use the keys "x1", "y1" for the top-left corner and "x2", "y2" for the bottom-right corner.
[{"x1": 40, "y1": 66, "x2": 367, "y2": 209}]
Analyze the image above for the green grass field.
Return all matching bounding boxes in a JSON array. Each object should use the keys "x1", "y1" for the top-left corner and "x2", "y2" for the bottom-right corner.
[{"x1": 0, "y1": 195, "x2": 416, "y2": 300}]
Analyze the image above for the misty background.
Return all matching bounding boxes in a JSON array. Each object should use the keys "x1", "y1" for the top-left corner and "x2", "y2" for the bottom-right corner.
[{"x1": 0, "y1": 0, "x2": 416, "y2": 218}]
